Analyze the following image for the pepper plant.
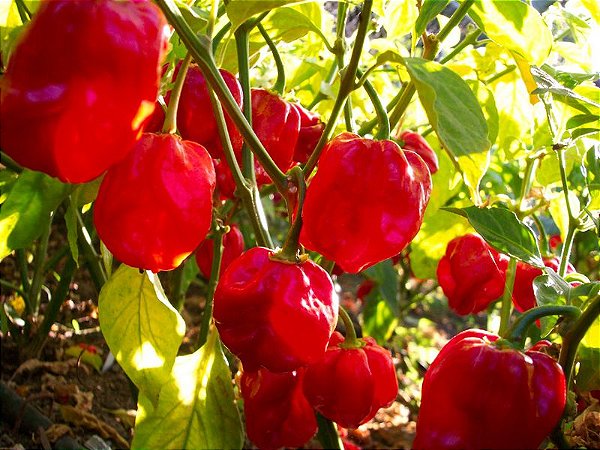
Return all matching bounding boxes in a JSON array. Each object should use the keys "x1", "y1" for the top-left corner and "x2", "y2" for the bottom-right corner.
[{"x1": 0, "y1": 0, "x2": 598, "y2": 448}]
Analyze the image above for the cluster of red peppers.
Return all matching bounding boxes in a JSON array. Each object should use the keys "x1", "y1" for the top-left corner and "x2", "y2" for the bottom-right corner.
[
  {"x1": 437, "y1": 233, "x2": 574, "y2": 316},
  {"x1": 1, "y1": 2, "x2": 571, "y2": 450}
]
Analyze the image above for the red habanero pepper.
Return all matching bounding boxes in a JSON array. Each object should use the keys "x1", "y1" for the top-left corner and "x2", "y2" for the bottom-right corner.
[
  {"x1": 303, "y1": 332, "x2": 398, "y2": 429},
  {"x1": 240, "y1": 368, "x2": 317, "y2": 450},
  {"x1": 175, "y1": 64, "x2": 244, "y2": 159},
  {"x1": 398, "y1": 131, "x2": 439, "y2": 175},
  {"x1": 300, "y1": 132, "x2": 432, "y2": 274},
  {"x1": 436, "y1": 234, "x2": 508, "y2": 315},
  {"x1": 512, "y1": 257, "x2": 575, "y2": 312},
  {"x1": 1, "y1": 0, "x2": 168, "y2": 183},
  {"x1": 195, "y1": 224, "x2": 245, "y2": 279},
  {"x1": 251, "y1": 89, "x2": 301, "y2": 184},
  {"x1": 413, "y1": 329, "x2": 566, "y2": 450},
  {"x1": 291, "y1": 103, "x2": 325, "y2": 164},
  {"x1": 93, "y1": 133, "x2": 215, "y2": 273},
  {"x1": 213, "y1": 247, "x2": 338, "y2": 373}
]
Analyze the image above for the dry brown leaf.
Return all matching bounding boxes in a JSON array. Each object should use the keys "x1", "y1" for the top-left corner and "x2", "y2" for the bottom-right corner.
[
  {"x1": 59, "y1": 404, "x2": 129, "y2": 449},
  {"x1": 11, "y1": 359, "x2": 77, "y2": 381},
  {"x1": 45, "y1": 424, "x2": 74, "y2": 443}
]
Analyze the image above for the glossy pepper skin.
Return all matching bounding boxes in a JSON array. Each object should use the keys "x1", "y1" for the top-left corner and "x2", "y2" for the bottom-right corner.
[
  {"x1": 1, "y1": 0, "x2": 168, "y2": 183},
  {"x1": 241, "y1": 368, "x2": 317, "y2": 449},
  {"x1": 303, "y1": 331, "x2": 398, "y2": 429},
  {"x1": 176, "y1": 64, "x2": 243, "y2": 158},
  {"x1": 94, "y1": 133, "x2": 215, "y2": 272},
  {"x1": 213, "y1": 247, "x2": 338, "y2": 372},
  {"x1": 251, "y1": 89, "x2": 301, "y2": 184},
  {"x1": 436, "y1": 234, "x2": 508, "y2": 315},
  {"x1": 513, "y1": 257, "x2": 575, "y2": 312},
  {"x1": 399, "y1": 131, "x2": 439, "y2": 175},
  {"x1": 195, "y1": 224, "x2": 245, "y2": 279},
  {"x1": 413, "y1": 329, "x2": 566, "y2": 450},
  {"x1": 300, "y1": 132, "x2": 432, "y2": 273},
  {"x1": 291, "y1": 103, "x2": 325, "y2": 164}
]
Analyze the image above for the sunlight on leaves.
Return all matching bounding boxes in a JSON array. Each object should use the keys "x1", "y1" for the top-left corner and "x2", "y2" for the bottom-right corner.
[
  {"x1": 99, "y1": 265, "x2": 185, "y2": 407},
  {"x1": 132, "y1": 328, "x2": 243, "y2": 449}
]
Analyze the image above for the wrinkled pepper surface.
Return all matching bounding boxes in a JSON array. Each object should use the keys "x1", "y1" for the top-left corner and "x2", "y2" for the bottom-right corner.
[{"x1": 413, "y1": 329, "x2": 566, "y2": 449}]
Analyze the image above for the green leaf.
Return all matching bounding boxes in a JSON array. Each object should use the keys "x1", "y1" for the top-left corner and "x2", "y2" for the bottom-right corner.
[
  {"x1": 132, "y1": 328, "x2": 244, "y2": 449},
  {"x1": 586, "y1": 147, "x2": 600, "y2": 193},
  {"x1": 403, "y1": 57, "x2": 490, "y2": 201},
  {"x1": 533, "y1": 274, "x2": 568, "y2": 336},
  {"x1": 575, "y1": 345, "x2": 600, "y2": 391},
  {"x1": 531, "y1": 66, "x2": 600, "y2": 111},
  {"x1": 0, "y1": 170, "x2": 70, "y2": 259},
  {"x1": 99, "y1": 265, "x2": 185, "y2": 407},
  {"x1": 361, "y1": 293, "x2": 398, "y2": 345},
  {"x1": 263, "y1": 3, "x2": 327, "y2": 44},
  {"x1": 414, "y1": 0, "x2": 449, "y2": 36},
  {"x1": 225, "y1": 0, "x2": 308, "y2": 32},
  {"x1": 469, "y1": 0, "x2": 552, "y2": 65},
  {"x1": 364, "y1": 259, "x2": 398, "y2": 312},
  {"x1": 443, "y1": 206, "x2": 544, "y2": 267}
]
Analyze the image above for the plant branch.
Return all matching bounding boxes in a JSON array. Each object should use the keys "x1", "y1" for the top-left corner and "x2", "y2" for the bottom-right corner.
[
  {"x1": 162, "y1": 53, "x2": 192, "y2": 134},
  {"x1": 498, "y1": 258, "x2": 517, "y2": 335},
  {"x1": 257, "y1": 23, "x2": 285, "y2": 94}
]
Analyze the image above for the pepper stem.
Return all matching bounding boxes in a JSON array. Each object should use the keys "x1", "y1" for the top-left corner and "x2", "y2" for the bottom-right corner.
[
  {"x1": 503, "y1": 305, "x2": 581, "y2": 348},
  {"x1": 162, "y1": 53, "x2": 192, "y2": 134},
  {"x1": 338, "y1": 306, "x2": 364, "y2": 349}
]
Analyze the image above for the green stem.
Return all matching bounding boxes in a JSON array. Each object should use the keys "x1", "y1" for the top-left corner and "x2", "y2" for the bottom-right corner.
[
  {"x1": 156, "y1": 0, "x2": 287, "y2": 193},
  {"x1": 168, "y1": 265, "x2": 185, "y2": 311},
  {"x1": 388, "y1": 83, "x2": 417, "y2": 133},
  {"x1": 0, "y1": 152, "x2": 23, "y2": 173},
  {"x1": 274, "y1": 167, "x2": 306, "y2": 262},
  {"x1": 197, "y1": 226, "x2": 225, "y2": 348},
  {"x1": 303, "y1": 0, "x2": 373, "y2": 176},
  {"x1": 212, "y1": 22, "x2": 231, "y2": 54},
  {"x1": 40, "y1": 256, "x2": 77, "y2": 337},
  {"x1": 440, "y1": 28, "x2": 482, "y2": 64},
  {"x1": 498, "y1": 258, "x2": 517, "y2": 336},
  {"x1": 335, "y1": 1, "x2": 354, "y2": 133},
  {"x1": 77, "y1": 215, "x2": 106, "y2": 292},
  {"x1": 316, "y1": 413, "x2": 343, "y2": 450},
  {"x1": 162, "y1": 53, "x2": 192, "y2": 134},
  {"x1": 338, "y1": 306, "x2": 362, "y2": 348},
  {"x1": 307, "y1": 61, "x2": 339, "y2": 110},
  {"x1": 235, "y1": 25, "x2": 257, "y2": 184},
  {"x1": 206, "y1": 0, "x2": 219, "y2": 39},
  {"x1": 531, "y1": 214, "x2": 551, "y2": 256},
  {"x1": 357, "y1": 84, "x2": 404, "y2": 135},
  {"x1": 206, "y1": 83, "x2": 273, "y2": 247},
  {"x1": 484, "y1": 64, "x2": 516, "y2": 84},
  {"x1": 556, "y1": 147, "x2": 577, "y2": 277},
  {"x1": 16, "y1": 249, "x2": 30, "y2": 296},
  {"x1": 362, "y1": 75, "x2": 390, "y2": 140},
  {"x1": 517, "y1": 157, "x2": 539, "y2": 214},
  {"x1": 28, "y1": 217, "x2": 52, "y2": 316},
  {"x1": 257, "y1": 23, "x2": 285, "y2": 94},
  {"x1": 437, "y1": 0, "x2": 475, "y2": 43},
  {"x1": 504, "y1": 305, "x2": 581, "y2": 348},
  {"x1": 559, "y1": 294, "x2": 600, "y2": 388},
  {"x1": 15, "y1": 0, "x2": 31, "y2": 22},
  {"x1": 0, "y1": 279, "x2": 27, "y2": 298}
]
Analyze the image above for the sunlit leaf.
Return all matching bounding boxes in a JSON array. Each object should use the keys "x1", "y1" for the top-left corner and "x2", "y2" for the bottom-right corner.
[
  {"x1": 132, "y1": 328, "x2": 243, "y2": 449},
  {"x1": 404, "y1": 57, "x2": 490, "y2": 202},
  {"x1": 443, "y1": 206, "x2": 544, "y2": 267},
  {"x1": 225, "y1": 0, "x2": 308, "y2": 32},
  {"x1": 414, "y1": 0, "x2": 449, "y2": 36},
  {"x1": 0, "y1": 170, "x2": 70, "y2": 259},
  {"x1": 469, "y1": 0, "x2": 552, "y2": 65},
  {"x1": 99, "y1": 266, "x2": 185, "y2": 407}
]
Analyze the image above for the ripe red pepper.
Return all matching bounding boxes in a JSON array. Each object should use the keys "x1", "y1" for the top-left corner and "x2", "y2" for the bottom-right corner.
[
  {"x1": 195, "y1": 224, "x2": 245, "y2": 279},
  {"x1": 513, "y1": 257, "x2": 575, "y2": 312},
  {"x1": 303, "y1": 331, "x2": 398, "y2": 429},
  {"x1": 291, "y1": 103, "x2": 325, "y2": 164},
  {"x1": 213, "y1": 247, "x2": 338, "y2": 372},
  {"x1": 94, "y1": 133, "x2": 215, "y2": 272},
  {"x1": 240, "y1": 368, "x2": 317, "y2": 449},
  {"x1": 398, "y1": 131, "x2": 439, "y2": 174},
  {"x1": 413, "y1": 329, "x2": 566, "y2": 449},
  {"x1": 1, "y1": 0, "x2": 168, "y2": 183},
  {"x1": 175, "y1": 64, "x2": 244, "y2": 159},
  {"x1": 436, "y1": 234, "x2": 508, "y2": 315},
  {"x1": 251, "y1": 89, "x2": 301, "y2": 184},
  {"x1": 300, "y1": 132, "x2": 432, "y2": 273}
]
